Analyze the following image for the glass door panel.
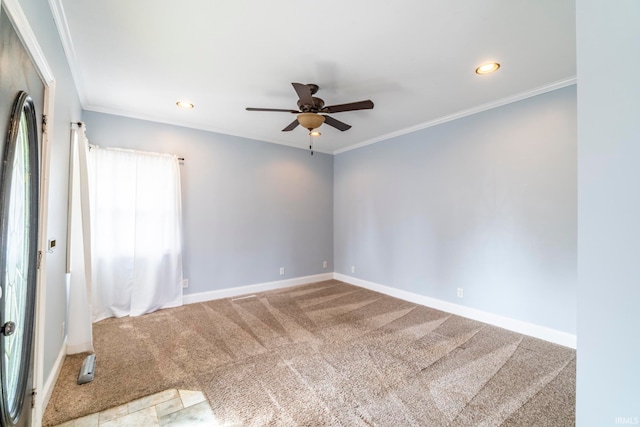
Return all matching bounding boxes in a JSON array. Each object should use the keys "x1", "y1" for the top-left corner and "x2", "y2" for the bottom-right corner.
[{"x1": 0, "y1": 91, "x2": 39, "y2": 426}]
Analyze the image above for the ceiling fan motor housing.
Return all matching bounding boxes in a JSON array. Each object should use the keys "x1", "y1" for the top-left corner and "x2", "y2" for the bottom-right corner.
[{"x1": 297, "y1": 97, "x2": 324, "y2": 112}]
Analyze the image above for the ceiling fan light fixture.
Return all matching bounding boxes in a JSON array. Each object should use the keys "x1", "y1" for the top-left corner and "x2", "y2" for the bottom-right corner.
[
  {"x1": 297, "y1": 112, "x2": 325, "y2": 131},
  {"x1": 309, "y1": 130, "x2": 321, "y2": 137},
  {"x1": 176, "y1": 100, "x2": 195, "y2": 109},
  {"x1": 475, "y1": 62, "x2": 500, "y2": 74}
]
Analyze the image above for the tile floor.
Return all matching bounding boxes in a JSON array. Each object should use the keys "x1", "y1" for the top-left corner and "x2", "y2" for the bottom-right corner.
[{"x1": 52, "y1": 389, "x2": 219, "y2": 426}]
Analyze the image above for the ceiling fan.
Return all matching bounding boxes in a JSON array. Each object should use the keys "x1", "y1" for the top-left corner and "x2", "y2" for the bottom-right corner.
[{"x1": 246, "y1": 83, "x2": 374, "y2": 133}]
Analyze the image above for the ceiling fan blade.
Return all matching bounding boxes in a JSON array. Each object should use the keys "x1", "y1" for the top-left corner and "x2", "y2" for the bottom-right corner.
[
  {"x1": 282, "y1": 119, "x2": 299, "y2": 132},
  {"x1": 292, "y1": 82, "x2": 314, "y2": 106},
  {"x1": 323, "y1": 100, "x2": 374, "y2": 113},
  {"x1": 246, "y1": 107, "x2": 299, "y2": 113},
  {"x1": 323, "y1": 115, "x2": 352, "y2": 131}
]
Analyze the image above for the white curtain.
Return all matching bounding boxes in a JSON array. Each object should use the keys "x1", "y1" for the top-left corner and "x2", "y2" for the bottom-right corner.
[
  {"x1": 66, "y1": 126, "x2": 94, "y2": 353},
  {"x1": 87, "y1": 145, "x2": 183, "y2": 321}
]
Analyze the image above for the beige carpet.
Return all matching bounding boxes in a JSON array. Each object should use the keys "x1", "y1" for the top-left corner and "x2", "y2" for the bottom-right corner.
[{"x1": 44, "y1": 280, "x2": 575, "y2": 426}]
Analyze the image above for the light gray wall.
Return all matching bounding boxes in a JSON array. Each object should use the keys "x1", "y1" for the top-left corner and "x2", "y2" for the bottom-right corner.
[
  {"x1": 576, "y1": 1, "x2": 640, "y2": 424},
  {"x1": 82, "y1": 111, "x2": 333, "y2": 295},
  {"x1": 17, "y1": 0, "x2": 83, "y2": 384},
  {"x1": 334, "y1": 86, "x2": 577, "y2": 334}
]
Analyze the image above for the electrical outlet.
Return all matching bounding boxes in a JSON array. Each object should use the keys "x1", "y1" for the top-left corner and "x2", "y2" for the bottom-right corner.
[
  {"x1": 323, "y1": 261, "x2": 328, "y2": 269},
  {"x1": 182, "y1": 279, "x2": 189, "y2": 288},
  {"x1": 280, "y1": 267, "x2": 285, "y2": 276},
  {"x1": 351, "y1": 266, "x2": 356, "y2": 274},
  {"x1": 457, "y1": 288, "x2": 464, "y2": 298},
  {"x1": 61, "y1": 321, "x2": 65, "y2": 338}
]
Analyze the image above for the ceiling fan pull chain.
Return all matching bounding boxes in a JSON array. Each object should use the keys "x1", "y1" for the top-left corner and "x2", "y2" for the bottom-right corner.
[{"x1": 309, "y1": 135, "x2": 314, "y2": 156}]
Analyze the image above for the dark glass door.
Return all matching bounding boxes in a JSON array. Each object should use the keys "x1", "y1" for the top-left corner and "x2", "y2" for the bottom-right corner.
[{"x1": 0, "y1": 92, "x2": 39, "y2": 426}]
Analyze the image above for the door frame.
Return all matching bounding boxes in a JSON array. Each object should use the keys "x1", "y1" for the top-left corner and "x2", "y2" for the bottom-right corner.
[{"x1": 0, "y1": 1, "x2": 56, "y2": 425}]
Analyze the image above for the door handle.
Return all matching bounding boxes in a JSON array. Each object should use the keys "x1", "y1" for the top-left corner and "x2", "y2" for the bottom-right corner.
[{"x1": 1, "y1": 321, "x2": 16, "y2": 336}]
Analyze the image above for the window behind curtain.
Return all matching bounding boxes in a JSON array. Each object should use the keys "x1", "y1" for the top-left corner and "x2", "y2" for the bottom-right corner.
[{"x1": 87, "y1": 146, "x2": 183, "y2": 320}]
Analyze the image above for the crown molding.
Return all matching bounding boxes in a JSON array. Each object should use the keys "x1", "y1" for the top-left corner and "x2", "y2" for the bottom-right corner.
[
  {"x1": 48, "y1": 0, "x2": 87, "y2": 105},
  {"x1": 334, "y1": 77, "x2": 577, "y2": 155}
]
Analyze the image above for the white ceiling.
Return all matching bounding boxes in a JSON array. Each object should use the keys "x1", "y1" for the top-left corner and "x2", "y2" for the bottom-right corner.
[{"x1": 51, "y1": 0, "x2": 576, "y2": 154}]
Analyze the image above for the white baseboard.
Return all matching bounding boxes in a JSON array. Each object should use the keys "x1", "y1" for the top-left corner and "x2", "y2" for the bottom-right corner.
[
  {"x1": 180, "y1": 271, "x2": 576, "y2": 348},
  {"x1": 43, "y1": 338, "x2": 67, "y2": 412},
  {"x1": 334, "y1": 273, "x2": 577, "y2": 349},
  {"x1": 182, "y1": 273, "x2": 335, "y2": 305}
]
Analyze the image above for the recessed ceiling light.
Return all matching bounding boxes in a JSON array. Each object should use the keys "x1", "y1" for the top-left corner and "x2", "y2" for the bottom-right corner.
[
  {"x1": 176, "y1": 100, "x2": 194, "y2": 109},
  {"x1": 475, "y1": 62, "x2": 501, "y2": 74}
]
